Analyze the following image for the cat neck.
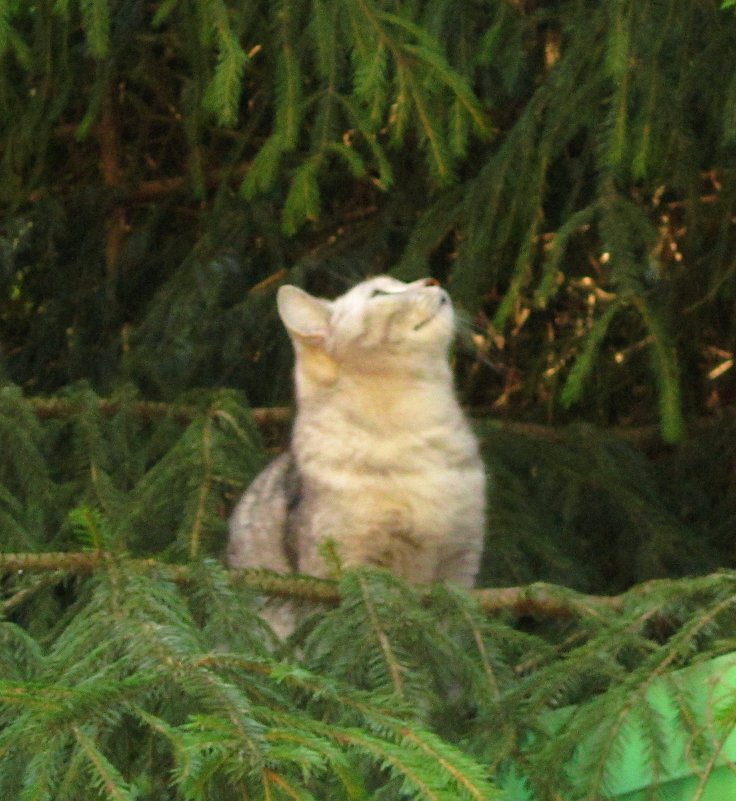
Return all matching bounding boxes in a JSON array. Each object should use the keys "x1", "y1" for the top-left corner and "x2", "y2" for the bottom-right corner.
[{"x1": 293, "y1": 357, "x2": 460, "y2": 436}]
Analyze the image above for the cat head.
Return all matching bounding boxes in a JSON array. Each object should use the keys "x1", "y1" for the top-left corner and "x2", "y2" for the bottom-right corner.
[{"x1": 276, "y1": 276, "x2": 455, "y2": 384}]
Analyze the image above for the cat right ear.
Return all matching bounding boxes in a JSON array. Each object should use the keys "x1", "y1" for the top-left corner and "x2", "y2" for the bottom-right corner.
[{"x1": 277, "y1": 285, "x2": 331, "y2": 345}]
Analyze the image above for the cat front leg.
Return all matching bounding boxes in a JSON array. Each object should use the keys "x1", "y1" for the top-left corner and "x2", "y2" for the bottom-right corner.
[
  {"x1": 298, "y1": 506, "x2": 439, "y2": 584},
  {"x1": 432, "y1": 542, "x2": 483, "y2": 588}
]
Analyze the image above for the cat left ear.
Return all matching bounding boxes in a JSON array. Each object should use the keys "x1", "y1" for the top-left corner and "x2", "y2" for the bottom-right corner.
[{"x1": 277, "y1": 285, "x2": 331, "y2": 345}]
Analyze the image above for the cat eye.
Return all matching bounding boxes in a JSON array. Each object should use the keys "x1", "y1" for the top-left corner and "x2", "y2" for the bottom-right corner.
[{"x1": 370, "y1": 288, "x2": 392, "y2": 298}]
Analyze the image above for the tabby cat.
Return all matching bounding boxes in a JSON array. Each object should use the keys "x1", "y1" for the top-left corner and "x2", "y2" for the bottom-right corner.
[{"x1": 228, "y1": 276, "x2": 486, "y2": 631}]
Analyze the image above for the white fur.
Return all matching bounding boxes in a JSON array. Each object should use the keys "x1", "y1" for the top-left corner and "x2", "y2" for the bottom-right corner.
[{"x1": 229, "y1": 276, "x2": 485, "y2": 589}]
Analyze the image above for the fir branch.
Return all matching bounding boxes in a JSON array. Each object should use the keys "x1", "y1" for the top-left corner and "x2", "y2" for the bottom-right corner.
[
  {"x1": 276, "y1": 0, "x2": 303, "y2": 150},
  {"x1": 634, "y1": 295, "x2": 685, "y2": 443},
  {"x1": 25, "y1": 397, "x2": 293, "y2": 428},
  {"x1": 0, "y1": 3, "x2": 12, "y2": 60},
  {"x1": 202, "y1": 0, "x2": 249, "y2": 127},
  {"x1": 282, "y1": 157, "x2": 322, "y2": 234},
  {"x1": 263, "y1": 769, "x2": 317, "y2": 801},
  {"x1": 534, "y1": 202, "x2": 600, "y2": 308},
  {"x1": 397, "y1": 727, "x2": 501, "y2": 801},
  {"x1": 97, "y1": 89, "x2": 127, "y2": 282},
  {"x1": 692, "y1": 711, "x2": 736, "y2": 801},
  {"x1": 2, "y1": 575, "x2": 65, "y2": 617},
  {"x1": 560, "y1": 300, "x2": 622, "y2": 408},
  {"x1": 357, "y1": 574, "x2": 405, "y2": 696},
  {"x1": 151, "y1": 0, "x2": 180, "y2": 28},
  {"x1": 473, "y1": 582, "x2": 623, "y2": 618},
  {"x1": 0, "y1": 550, "x2": 112, "y2": 575},
  {"x1": 77, "y1": 0, "x2": 111, "y2": 60},
  {"x1": 71, "y1": 725, "x2": 135, "y2": 801},
  {"x1": 9, "y1": 550, "x2": 711, "y2": 619},
  {"x1": 455, "y1": 602, "x2": 501, "y2": 702},
  {"x1": 0, "y1": 548, "x2": 711, "y2": 618},
  {"x1": 189, "y1": 415, "x2": 215, "y2": 559},
  {"x1": 316, "y1": 721, "x2": 500, "y2": 801},
  {"x1": 22, "y1": 393, "x2": 736, "y2": 449}
]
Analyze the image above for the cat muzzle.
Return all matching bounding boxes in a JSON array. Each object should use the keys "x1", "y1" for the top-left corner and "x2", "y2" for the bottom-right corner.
[{"x1": 413, "y1": 292, "x2": 449, "y2": 330}]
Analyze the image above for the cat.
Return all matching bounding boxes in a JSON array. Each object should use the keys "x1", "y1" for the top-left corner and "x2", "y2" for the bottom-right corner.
[{"x1": 227, "y1": 275, "x2": 486, "y2": 632}]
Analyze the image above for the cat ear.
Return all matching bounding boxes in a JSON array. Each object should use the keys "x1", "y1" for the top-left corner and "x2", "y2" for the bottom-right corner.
[{"x1": 277, "y1": 285, "x2": 331, "y2": 345}]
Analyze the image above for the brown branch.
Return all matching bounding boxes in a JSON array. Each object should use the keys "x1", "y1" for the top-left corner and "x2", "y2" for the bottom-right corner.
[
  {"x1": 26, "y1": 397, "x2": 293, "y2": 428},
  {"x1": 19, "y1": 395, "x2": 647, "y2": 441},
  {"x1": 5, "y1": 552, "x2": 734, "y2": 623},
  {"x1": 130, "y1": 162, "x2": 250, "y2": 202},
  {"x1": 98, "y1": 91, "x2": 128, "y2": 281},
  {"x1": 473, "y1": 582, "x2": 623, "y2": 618},
  {"x1": 0, "y1": 551, "x2": 109, "y2": 575},
  {"x1": 0, "y1": 550, "x2": 638, "y2": 619},
  {"x1": 17, "y1": 391, "x2": 736, "y2": 453}
]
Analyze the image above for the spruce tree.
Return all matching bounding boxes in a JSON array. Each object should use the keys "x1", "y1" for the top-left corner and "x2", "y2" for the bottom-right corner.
[{"x1": 2, "y1": 1, "x2": 736, "y2": 798}]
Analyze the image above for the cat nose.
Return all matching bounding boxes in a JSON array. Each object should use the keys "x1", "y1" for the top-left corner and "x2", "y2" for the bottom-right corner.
[{"x1": 423, "y1": 278, "x2": 440, "y2": 287}]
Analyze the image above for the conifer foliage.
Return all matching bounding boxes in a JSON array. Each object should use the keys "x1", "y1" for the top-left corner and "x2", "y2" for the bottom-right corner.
[{"x1": 2, "y1": 1, "x2": 736, "y2": 799}]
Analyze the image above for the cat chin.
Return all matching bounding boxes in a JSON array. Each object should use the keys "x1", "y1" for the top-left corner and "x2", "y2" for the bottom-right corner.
[
  {"x1": 409, "y1": 303, "x2": 454, "y2": 346},
  {"x1": 412, "y1": 294, "x2": 451, "y2": 332}
]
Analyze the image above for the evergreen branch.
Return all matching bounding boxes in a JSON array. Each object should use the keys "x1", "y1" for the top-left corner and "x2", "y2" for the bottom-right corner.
[
  {"x1": 397, "y1": 727, "x2": 501, "y2": 801},
  {"x1": 275, "y1": 0, "x2": 303, "y2": 149},
  {"x1": 0, "y1": 550, "x2": 114, "y2": 575},
  {"x1": 97, "y1": 90, "x2": 127, "y2": 282},
  {"x1": 331, "y1": 93, "x2": 393, "y2": 187},
  {"x1": 78, "y1": 0, "x2": 111, "y2": 60},
  {"x1": 263, "y1": 769, "x2": 316, "y2": 801},
  {"x1": 202, "y1": 2, "x2": 249, "y2": 127},
  {"x1": 407, "y1": 78, "x2": 453, "y2": 184},
  {"x1": 588, "y1": 598, "x2": 735, "y2": 796},
  {"x1": 2, "y1": 555, "x2": 733, "y2": 623},
  {"x1": 71, "y1": 725, "x2": 135, "y2": 801},
  {"x1": 491, "y1": 211, "x2": 542, "y2": 330},
  {"x1": 201, "y1": 656, "x2": 411, "y2": 723},
  {"x1": 455, "y1": 603, "x2": 501, "y2": 701},
  {"x1": 692, "y1": 712, "x2": 736, "y2": 801},
  {"x1": 634, "y1": 295, "x2": 685, "y2": 443},
  {"x1": 25, "y1": 397, "x2": 293, "y2": 428},
  {"x1": 2, "y1": 575, "x2": 61, "y2": 616},
  {"x1": 357, "y1": 574, "x2": 405, "y2": 696},
  {"x1": 151, "y1": 0, "x2": 180, "y2": 28},
  {"x1": 0, "y1": 3, "x2": 12, "y2": 60},
  {"x1": 472, "y1": 582, "x2": 623, "y2": 618},
  {"x1": 560, "y1": 300, "x2": 622, "y2": 408},
  {"x1": 282, "y1": 157, "x2": 322, "y2": 234},
  {"x1": 5, "y1": 550, "x2": 710, "y2": 618},
  {"x1": 328, "y1": 729, "x2": 444, "y2": 801},
  {"x1": 534, "y1": 202, "x2": 600, "y2": 308},
  {"x1": 399, "y1": 40, "x2": 489, "y2": 138},
  {"x1": 22, "y1": 394, "x2": 735, "y2": 449},
  {"x1": 374, "y1": 8, "x2": 490, "y2": 138},
  {"x1": 189, "y1": 416, "x2": 214, "y2": 559}
]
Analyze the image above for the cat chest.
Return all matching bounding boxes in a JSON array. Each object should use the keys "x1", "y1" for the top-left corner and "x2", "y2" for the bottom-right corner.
[
  {"x1": 294, "y1": 420, "x2": 484, "y2": 540},
  {"x1": 293, "y1": 460, "x2": 484, "y2": 581},
  {"x1": 302, "y1": 457, "x2": 483, "y2": 535}
]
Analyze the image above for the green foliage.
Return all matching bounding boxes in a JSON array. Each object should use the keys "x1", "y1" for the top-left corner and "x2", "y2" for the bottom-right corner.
[
  {"x1": 0, "y1": 383, "x2": 264, "y2": 561},
  {"x1": 560, "y1": 301, "x2": 621, "y2": 410},
  {"x1": 2, "y1": 0, "x2": 736, "y2": 436},
  {"x1": 0, "y1": 383, "x2": 734, "y2": 797},
  {"x1": 2, "y1": 2, "x2": 736, "y2": 798},
  {"x1": 2, "y1": 551, "x2": 736, "y2": 799},
  {"x1": 0, "y1": 560, "x2": 506, "y2": 801}
]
